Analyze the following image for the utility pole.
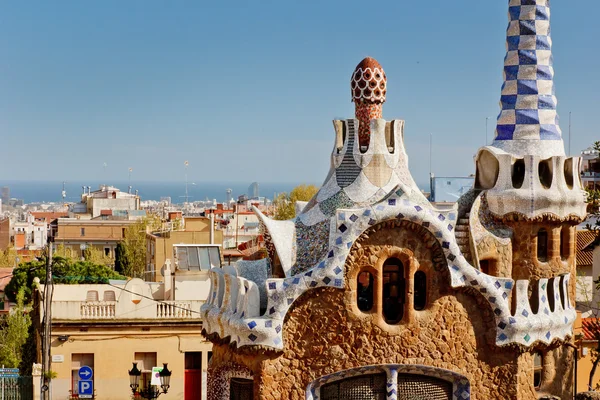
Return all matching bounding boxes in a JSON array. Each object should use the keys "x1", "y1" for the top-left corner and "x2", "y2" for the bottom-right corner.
[{"x1": 41, "y1": 240, "x2": 53, "y2": 400}]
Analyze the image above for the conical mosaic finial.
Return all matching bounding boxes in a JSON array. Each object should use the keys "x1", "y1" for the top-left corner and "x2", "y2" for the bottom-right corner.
[
  {"x1": 351, "y1": 57, "x2": 386, "y2": 148},
  {"x1": 492, "y1": 0, "x2": 564, "y2": 157}
]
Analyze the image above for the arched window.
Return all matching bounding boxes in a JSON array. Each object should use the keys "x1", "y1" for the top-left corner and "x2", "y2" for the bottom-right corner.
[
  {"x1": 230, "y1": 378, "x2": 253, "y2": 400},
  {"x1": 414, "y1": 271, "x2": 427, "y2": 311},
  {"x1": 537, "y1": 229, "x2": 548, "y2": 261},
  {"x1": 357, "y1": 271, "x2": 374, "y2": 312},
  {"x1": 533, "y1": 353, "x2": 543, "y2": 390},
  {"x1": 382, "y1": 258, "x2": 405, "y2": 324},
  {"x1": 321, "y1": 373, "x2": 387, "y2": 399}
]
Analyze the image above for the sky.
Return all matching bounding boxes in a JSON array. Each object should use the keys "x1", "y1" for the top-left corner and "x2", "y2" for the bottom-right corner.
[{"x1": 1, "y1": 1, "x2": 598, "y2": 188}]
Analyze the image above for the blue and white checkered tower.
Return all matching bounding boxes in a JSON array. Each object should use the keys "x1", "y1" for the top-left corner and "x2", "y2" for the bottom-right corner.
[{"x1": 492, "y1": 0, "x2": 564, "y2": 157}]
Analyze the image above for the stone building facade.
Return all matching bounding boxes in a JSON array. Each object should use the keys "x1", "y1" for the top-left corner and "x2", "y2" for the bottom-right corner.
[{"x1": 201, "y1": 1, "x2": 587, "y2": 399}]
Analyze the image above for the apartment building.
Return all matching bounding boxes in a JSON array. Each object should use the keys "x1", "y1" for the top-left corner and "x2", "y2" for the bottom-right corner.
[{"x1": 37, "y1": 246, "x2": 217, "y2": 400}]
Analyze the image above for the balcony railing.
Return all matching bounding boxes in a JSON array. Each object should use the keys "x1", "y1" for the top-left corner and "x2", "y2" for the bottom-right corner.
[
  {"x1": 81, "y1": 301, "x2": 115, "y2": 319},
  {"x1": 51, "y1": 300, "x2": 204, "y2": 320}
]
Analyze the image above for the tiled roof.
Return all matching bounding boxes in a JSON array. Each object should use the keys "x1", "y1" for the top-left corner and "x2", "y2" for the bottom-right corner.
[
  {"x1": 582, "y1": 318, "x2": 600, "y2": 341},
  {"x1": 0, "y1": 268, "x2": 14, "y2": 292},
  {"x1": 577, "y1": 230, "x2": 597, "y2": 267},
  {"x1": 30, "y1": 211, "x2": 68, "y2": 222}
]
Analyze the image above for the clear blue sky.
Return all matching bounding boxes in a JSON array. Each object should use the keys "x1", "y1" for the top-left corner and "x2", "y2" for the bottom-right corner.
[{"x1": 1, "y1": 1, "x2": 598, "y2": 188}]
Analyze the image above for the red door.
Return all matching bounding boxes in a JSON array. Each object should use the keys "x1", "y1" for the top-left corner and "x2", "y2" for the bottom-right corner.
[{"x1": 184, "y1": 369, "x2": 202, "y2": 400}]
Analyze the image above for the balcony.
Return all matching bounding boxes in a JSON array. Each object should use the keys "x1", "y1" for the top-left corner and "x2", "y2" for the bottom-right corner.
[{"x1": 51, "y1": 300, "x2": 204, "y2": 320}]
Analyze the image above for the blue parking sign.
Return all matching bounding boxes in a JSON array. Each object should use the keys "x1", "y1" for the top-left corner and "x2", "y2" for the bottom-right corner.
[{"x1": 78, "y1": 380, "x2": 93, "y2": 398}]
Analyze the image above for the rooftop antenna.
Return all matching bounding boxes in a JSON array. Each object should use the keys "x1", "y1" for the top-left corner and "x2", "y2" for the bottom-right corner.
[
  {"x1": 485, "y1": 116, "x2": 493, "y2": 145},
  {"x1": 128, "y1": 167, "x2": 133, "y2": 190},
  {"x1": 429, "y1": 133, "x2": 433, "y2": 178},
  {"x1": 184, "y1": 161, "x2": 189, "y2": 205}
]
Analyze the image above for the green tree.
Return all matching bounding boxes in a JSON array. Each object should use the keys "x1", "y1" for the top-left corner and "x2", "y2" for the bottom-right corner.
[
  {"x1": 53, "y1": 244, "x2": 78, "y2": 262},
  {"x1": 273, "y1": 184, "x2": 319, "y2": 220},
  {"x1": 121, "y1": 218, "x2": 150, "y2": 278},
  {"x1": 83, "y1": 246, "x2": 113, "y2": 268},
  {"x1": 0, "y1": 288, "x2": 31, "y2": 368},
  {"x1": 0, "y1": 247, "x2": 18, "y2": 268},
  {"x1": 4, "y1": 258, "x2": 126, "y2": 303},
  {"x1": 114, "y1": 242, "x2": 129, "y2": 275}
]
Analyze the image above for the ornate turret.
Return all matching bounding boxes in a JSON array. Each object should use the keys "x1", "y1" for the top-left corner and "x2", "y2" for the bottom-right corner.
[
  {"x1": 351, "y1": 57, "x2": 386, "y2": 148},
  {"x1": 493, "y1": 0, "x2": 562, "y2": 158},
  {"x1": 474, "y1": 0, "x2": 586, "y2": 221}
]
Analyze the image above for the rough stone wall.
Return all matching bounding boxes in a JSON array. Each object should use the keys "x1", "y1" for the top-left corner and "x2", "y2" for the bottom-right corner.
[{"x1": 207, "y1": 221, "x2": 576, "y2": 399}]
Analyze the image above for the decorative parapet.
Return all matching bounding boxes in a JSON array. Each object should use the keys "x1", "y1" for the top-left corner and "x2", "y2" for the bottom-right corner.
[{"x1": 475, "y1": 146, "x2": 586, "y2": 220}]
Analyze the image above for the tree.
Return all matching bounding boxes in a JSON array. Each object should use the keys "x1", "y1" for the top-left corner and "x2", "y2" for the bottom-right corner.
[
  {"x1": 53, "y1": 244, "x2": 78, "y2": 262},
  {"x1": 0, "y1": 287, "x2": 31, "y2": 368},
  {"x1": 114, "y1": 242, "x2": 129, "y2": 275},
  {"x1": 4, "y1": 258, "x2": 126, "y2": 304},
  {"x1": 273, "y1": 184, "x2": 319, "y2": 221},
  {"x1": 83, "y1": 246, "x2": 113, "y2": 268},
  {"x1": 121, "y1": 218, "x2": 151, "y2": 278},
  {"x1": 0, "y1": 247, "x2": 18, "y2": 268}
]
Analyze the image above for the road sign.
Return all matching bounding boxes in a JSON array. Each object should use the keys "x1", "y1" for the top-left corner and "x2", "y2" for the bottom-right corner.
[
  {"x1": 0, "y1": 368, "x2": 19, "y2": 378},
  {"x1": 78, "y1": 366, "x2": 93, "y2": 380},
  {"x1": 78, "y1": 380, "x2": 93, "y2": 398}
]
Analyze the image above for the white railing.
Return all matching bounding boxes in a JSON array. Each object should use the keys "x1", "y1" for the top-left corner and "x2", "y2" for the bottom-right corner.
[
  {"x1": 51, "y1": 300, "x2": 204, "y2": 320},
  {"x1": 81, "y1": 301, "x2": 116, "y2": 319},
  {"x1": 156, "y1": 301, "x2": 203, "y2": 319}
]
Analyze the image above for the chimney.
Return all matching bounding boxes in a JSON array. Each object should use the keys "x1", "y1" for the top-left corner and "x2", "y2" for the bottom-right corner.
[{"x1": 209, "y1": 211, "x2": 215, "y2": 244}]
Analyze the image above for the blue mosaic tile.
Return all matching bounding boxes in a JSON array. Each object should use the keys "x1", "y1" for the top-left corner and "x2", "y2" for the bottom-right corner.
[
  {"x1": 268, "y1": 282, "x2": 276, "y2": 290},
  {"x1": 334, "y1": 266, "x2": 342, "y2": 275},
  {"x1": 323, "y1": 277, "x2": 331, "y2": 284},
  {"x1": 338, "y1": 224, "x2": 347, "y2": 233},
  {"x1": 438, "y1": 214, "x2": 446, "y2": 221},
  {"x1": 388, "y1": 198, "x2": 396, "y2": 206},
  {"x1": 499, "y1": 333, "x2": 508, "y2": 341},
  {"x1": 248, "y1": 333, "x2": 257, "y2": 342},
  {"x1": 349, "y1": 214, "x2": 358, "y2": 222},
  {"x1": 265, "y1": 320, "x2": 272, "y2": 328},
  {"x1": 498, "y1": 321, "x2": 507, "y2": 329},
  {"x1": 522, "y1": 310, "x2": 529, "y2": 317},
  {"x1": 275, "y1": 325, "x2": 281, "y2": 333},
  {"x1": 248, "y1": 321, "x2": 257, "y2": 329}
]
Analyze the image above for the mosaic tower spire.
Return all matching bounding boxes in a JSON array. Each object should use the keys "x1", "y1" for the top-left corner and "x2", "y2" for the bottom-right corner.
[
  {"x1": 493, "y1": 0, "x2": 564, "y2": 157},
  {"x1": 351, "y1": 57, "x2": 386, "y2": 148}
]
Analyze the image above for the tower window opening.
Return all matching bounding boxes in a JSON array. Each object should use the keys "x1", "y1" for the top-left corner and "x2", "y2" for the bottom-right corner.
[
  {"x1": 537, "y1": 229, "x2": 548, "y2": 261},
  {"x1": 382, "y1": 258, "x2": 405, "y2": 324},
  {"x1": 533, "y1": 352, "x2": 543, "y2": 390},
  {"x1": 512, "y1": 158, "x2": 526, "y2": 189},
  {"x1": 564, "y1": 158, "x2": 574, "y2": 189},
  {"x1": 547, "y1": 277, "x2": 556, "y2": 312},
  {"x1": 538, "y1": 158, "x2": 554, "y2": 189},
  {"x1": 560, "y1": 226, "x2": 570, "y2": 260},
  {"x1": 357, "y1": 271, "x2": 374, "y2": 312},
  {"x1": 528, "y1": 281, "x2": 539, "y2": 314},
  {"x1": 413, "y1": 271, "x2": 427, "y2": 311},
  {"x1": 558, "y1": 275, "x2": 566, "y2": 310}
]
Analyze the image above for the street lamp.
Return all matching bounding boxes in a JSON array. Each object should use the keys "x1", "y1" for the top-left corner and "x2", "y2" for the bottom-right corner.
[{"x1": 128, "y1": 362, "x2": 172, "y2": 399}]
